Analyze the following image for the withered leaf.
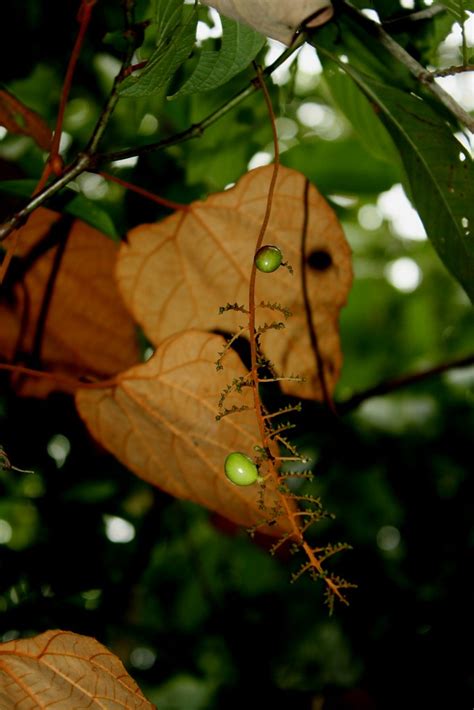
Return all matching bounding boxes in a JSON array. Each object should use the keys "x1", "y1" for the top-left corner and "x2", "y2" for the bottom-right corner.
[
  {"x1": 117, "y1": 165, "x2": 352, "y2": 399},
  {"x1": 0, "y1": 629, "x2": 154, "y2": 709},
  {"x1": 76, "y1": 330, "x2": 292, "y2": 536},
  {"x1": 0, "y1": 208, "x2": 140, "y2": 396},
  {"x1": 0, "y1": 88, "x2": 52, "y2": 151},
  {"x1": 201, "y1": 0, "x2": 333, "y2": 45}
]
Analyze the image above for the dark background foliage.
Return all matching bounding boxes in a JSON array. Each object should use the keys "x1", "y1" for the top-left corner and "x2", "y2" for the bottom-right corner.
[{"x1": 1, "y1": 0, "x2": 473, "y2": 707}]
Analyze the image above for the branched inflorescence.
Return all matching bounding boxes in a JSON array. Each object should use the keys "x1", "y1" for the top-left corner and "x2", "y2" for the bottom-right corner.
[
  {"x1": 214, "y1": 68, "x2": 354, "y2": 611},
  {"x1": 216, "y1": 303, "x2": 354, "y2": 609}
]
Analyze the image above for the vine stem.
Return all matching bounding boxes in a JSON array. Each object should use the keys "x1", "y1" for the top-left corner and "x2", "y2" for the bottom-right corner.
[
  {"x1": 381, "y1": 4, "x2": 445, "y2": 29},
  {"x1": 93, "y1": 33, "x2": 307, "y2": 166},
  {"x1": 339, "y1": 0, "x2": 474, "y2": 133},
  {"x1": 0, "y1": 0, "x2": 98, "y2": 286},
  {"x1": 40, "y1": 0, "x2": 98, "y2": 189},
  {"x1": 338, "y1": 353, "x2": 474, "y2": 414},
  {"x1": 247, "y1": 68, "x2": 280, "y2": 449},
  {"x1": 422, "y1": 64, "x2": 474, "y2": 80},
  {"x1": 250, "y1": 69, "x2": 346, "y2": 605},
  {"x1": 0, "y1": 32, "x2": 305, "y2": 245},
  {"x1": 0, "y1": 0, "x2": 139, "y2": 246},
  {"x1": 99, "y1": 171, "x2": 190, "y2": 211}
]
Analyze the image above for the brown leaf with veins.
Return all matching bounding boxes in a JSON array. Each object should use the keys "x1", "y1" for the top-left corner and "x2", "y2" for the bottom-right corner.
[
  {"x1": 117, "y1": 165, "x2": 352, "y2": 399},
  {"x1": 0, "y1": 207, "x2": 140, "y2": 396},
  {"x1": 76, "y1": 330, "x2": 292, "y2": 536},
  {"x1": 0, "y1": 629, "x2": 154, "y2": 709},
  {"x1": 0, "y1": 88, "x2": 52, "y2": 151}
]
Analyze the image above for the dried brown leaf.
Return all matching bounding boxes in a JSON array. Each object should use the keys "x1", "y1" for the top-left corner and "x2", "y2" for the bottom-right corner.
[
  {"x1": 76, "y1": 330, "x2": 292, "y2": 536},
  {"x1": 0, "y1": 208, "x2": 140, "y2": 396},
  {"x1": 0, "y1": 89, "x2": 52, "y2": 151},
  {"x1": 117, "y1": 166, "x2": 352, "y2": 399},
  {"x1": 201, "y1": 0, "x2": 333, "y2": 45},
  {"x1": 0, "y1": 629, "x2": 154, "y2": 709}
]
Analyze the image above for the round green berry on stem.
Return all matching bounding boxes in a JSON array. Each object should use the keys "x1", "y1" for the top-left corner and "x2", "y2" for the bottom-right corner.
[
  {"x1": 224, "y1": 452, "x2": 260, "y2": 486},
  {"x1": 255, "y1": 245, "x2": 283, "y2": 273}
]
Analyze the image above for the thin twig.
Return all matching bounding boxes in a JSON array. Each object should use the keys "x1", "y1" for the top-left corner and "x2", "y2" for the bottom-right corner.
[
  {"x1": 247, "y1": 69, "x2": 348, "y2": 606},
  {"x1": 382, "y1": 4, "x2": 445, "y2": 30},
  {"x1": 93, "y1": 87, "x2": 259, "y2": 165},
  {"x1": 45, "y1": 0, "x2": 98, "y2": 184},
  {"x1": 83, "y1": 0, "x2": 137, "y2": 157},
  {"x1": 0, "y1": 33, "x2": 305, "y2": 244},
  {"x1": 99, "y1": 170, "x2": 190, "y2": 211},
  {"x1": 93, "y1": 33, "x2": 307, "y2": 166},
  {"x1": 421, "y1": 64, "x2": 474, "y2": 81},
  {"x1": 247, "y1": 67, "x2": 280, "y2": 446},
  {"x1": 0, "y1": 0, "x2": 97, "y2": 284},
  {"x1": 339, "y1": 0, "x2": 474, "y2": 133},
  {"x1": 0, "y1": 0, "x2": 139, "y2": 244},
  {"x1": 0, "y1": 155, "x2": 90, "y2": 242},
  {"x1": 338, "y1": 353, "x2": 474, "y2": 415}
]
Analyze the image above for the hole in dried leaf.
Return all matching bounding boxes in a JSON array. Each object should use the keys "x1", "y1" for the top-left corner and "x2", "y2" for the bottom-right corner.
[{"x1": 307, "y1": 249, "x2": 332, "y2": 271}]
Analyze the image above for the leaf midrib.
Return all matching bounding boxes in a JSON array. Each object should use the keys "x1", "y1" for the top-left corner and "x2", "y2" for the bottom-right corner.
[{"x1": 342, "y1": 66, "x2": 465, "y2": 251}]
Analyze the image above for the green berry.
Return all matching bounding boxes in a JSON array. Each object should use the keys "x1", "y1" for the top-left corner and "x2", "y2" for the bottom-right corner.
[
  {"x1": 255, "y1": 245, "x2": 283, "y2": 273},
  {"x1": 224, "y1": 452, "x2": 259, "y2": 486}
]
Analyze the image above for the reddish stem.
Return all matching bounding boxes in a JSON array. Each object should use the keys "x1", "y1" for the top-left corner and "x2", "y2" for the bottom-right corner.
[
  {"x1": 249, "y1": 71, "x2": 347, "y2": 605},
  {"x1": 0, "y1": 0, "x2": 97, "y2": 286},
  {"x1": 100, "y1": 171, "x2": 190, "y2": 211},
  {"x1": 122, "y1": 60, "x2": 148, "y2": 78},
  {"x1": 48, "y1": 0, "x2": 98, "y2": 178}
]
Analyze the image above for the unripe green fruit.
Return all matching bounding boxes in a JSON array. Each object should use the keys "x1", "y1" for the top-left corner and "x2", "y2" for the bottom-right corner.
[
  {"x1": 224, "y1": 452, "x2": 259, "y2": 486},
  {"x1": 255, "y1": 245, "x2": 283, "y2": 273}
]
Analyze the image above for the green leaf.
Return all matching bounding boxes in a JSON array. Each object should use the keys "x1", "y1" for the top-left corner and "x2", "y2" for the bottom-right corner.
[
  {"x1": 181, "y1": 88, "x2": 270, "y2": 190},
  {"x1": 424, "y1": 12, "x2": 458, "y2": 63},
  {"x1": 169, "y1": 16, "x2": 264, "y2": 99},
  {"x1": 313, "y1": 17, "x2": 474, "y2": 300},
  {"x1": 324, "y1": 65, "x2": 401, "y2": 165},
  {"x1": 281, "y1": 136, "x2": 401, "y2": 194},
  {"x1": 65, "y1": 194, "x2": 118, "y2": 240},
  {"x1": 320, "y1": 65, "x2": 473, "y2": 298},
  {"x1": 119, "y1": 0, "x2": 197, "y2": 98},
  {"x1": 438, "y1": 0, "x2": 471, "y2": 21},
  {"x1": 103, "y1": 30, "x2": 133, "y2": 54},
  {"x1": 0, "y1": 178, "x2": 37, "y2": 198},
  {"x1": 369, "y1": 82, "x2": 474, "y2": 300},
  {"x1": 0, "y1": 180, "x2": 118, "y2": 240}
]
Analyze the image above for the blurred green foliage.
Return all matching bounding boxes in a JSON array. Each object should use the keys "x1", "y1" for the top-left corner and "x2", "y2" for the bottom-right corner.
[{"x1": 0, "y1": 0, "x2": 473, "y2": 708}]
